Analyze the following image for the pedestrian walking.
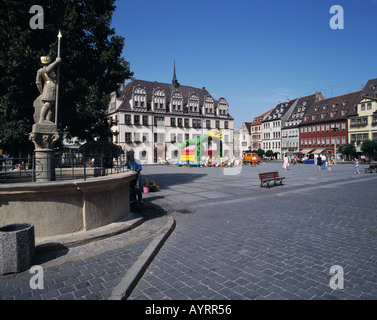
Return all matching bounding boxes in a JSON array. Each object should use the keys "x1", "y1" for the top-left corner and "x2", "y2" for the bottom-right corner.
[
  {"x1": 317, "y1": 154, "x2": 322, "y2": 170},
  {"x1": 283, "y1": 154, "x2": 289, "y2": 170},
  {"x1": 321, "y1": 154, "x2": 326, "y2": 170},
  {"x1": 252, "y1": 154, "x2": 257, "y2": 167},
  {"x1": 354, "y1": 159, "x2": 360, "y2": 175}
]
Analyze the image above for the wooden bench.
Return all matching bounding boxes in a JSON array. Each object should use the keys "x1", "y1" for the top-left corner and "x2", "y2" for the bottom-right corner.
[
  {"x1": 365, "y1": 165, "x2": 377, "y2": 173},
  {"x1": 258, "y1": 172, "x2": 285, "y2": 188}
]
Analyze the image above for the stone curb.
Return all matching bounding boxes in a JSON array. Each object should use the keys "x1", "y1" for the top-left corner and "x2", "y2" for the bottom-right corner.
[
  {"x1": 35, "y1": 212, "x2": 144, "y2": 253},
  {"x1": 108, "y1": 213, "x2": 176, "y2": 300}
]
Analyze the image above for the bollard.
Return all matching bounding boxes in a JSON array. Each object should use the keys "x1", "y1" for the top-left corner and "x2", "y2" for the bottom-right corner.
[{"x1": 0, "y1": 223, "x2": 35, "y2": 276}]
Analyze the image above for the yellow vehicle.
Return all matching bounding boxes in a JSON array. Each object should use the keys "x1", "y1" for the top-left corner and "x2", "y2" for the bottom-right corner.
[{"x1": 243, "y1": 152, "x2": 260, "y2": 165}]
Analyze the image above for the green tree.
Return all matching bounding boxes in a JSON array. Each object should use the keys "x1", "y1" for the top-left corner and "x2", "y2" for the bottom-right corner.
[
  {"x1": 361, "y1": 139, "x2": 377, "y2": 161},
  {"x1": 0, "y1": 0, "x2": 133, "y2": 156},
  {"x1": 265, "y1": 150, "x2": 273, "y2": 158},
  {"x1": 338, "y1": 143, "x2": 356, "y2": 161},
  {"x1": 256, "y1": 148, "x2": 265, "y2": 158}
]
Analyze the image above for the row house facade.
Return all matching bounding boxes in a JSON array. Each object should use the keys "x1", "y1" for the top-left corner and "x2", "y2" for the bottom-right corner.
[
  {"x1": 108, "y1": 73, "x2": 234, "y2": 164},
  {"x1": 281, "y1": 92, "x2": 324, "y2": 156},
  {"x1": 250, "y1": 110, "x2": 273, "y2": 151},
  {"x1": 241, "y1": 78, "x2": 376, "y2": 160},
  {"x1": 262, "y1": 98, "x2": 299, "y2": 159},
  {"x1": 298, "y1": 91, "x2": 362, "y2": 157},
  {"x1": 235, "y1": 110, "x2": 272, "y2": 157},
  {"x1": 239, "y1": 121, "x2": 252, "y2": 154},
  {"x1": 348, "y1": 78, "x2": 377, "y2": 151}
]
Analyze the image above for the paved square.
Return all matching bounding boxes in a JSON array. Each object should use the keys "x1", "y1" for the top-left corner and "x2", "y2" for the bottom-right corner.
[{"x1": 130, "y1": 162, "x2": 377, "y2": 300}]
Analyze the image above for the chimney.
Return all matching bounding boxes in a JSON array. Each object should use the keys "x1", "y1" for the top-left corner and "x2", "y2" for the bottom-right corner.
[{"x1": 361, "y1": 84, "x2": 365, "y2": 90}]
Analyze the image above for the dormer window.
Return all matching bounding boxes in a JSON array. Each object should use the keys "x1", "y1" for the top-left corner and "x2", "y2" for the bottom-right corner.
[
  {"x1": 204, "y1": 96, "x2": 215, "y2": 114},
  {"x1": 153, "y1": 89, "x2": 166, "y2": 111},
  {"x1": 188, "y1": 94, "x2": 199, "y2": 113},
  {"x1": 218, "y1": 98, "x2": 229, "y2": 116},
  {"x1": 171, "y1": 91, "x2": 183, "y2": 111},
  {"x1": 132, "y1": 86, "x2": 147, "y2": 109}
]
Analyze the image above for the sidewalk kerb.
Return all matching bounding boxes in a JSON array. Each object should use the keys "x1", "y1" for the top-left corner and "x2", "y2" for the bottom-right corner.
[{"x1": 108, "y1": 213, "x2": 176, "y2": 300}]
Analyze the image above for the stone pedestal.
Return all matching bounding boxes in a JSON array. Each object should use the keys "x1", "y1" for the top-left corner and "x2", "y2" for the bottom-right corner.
[
  {"x1": 30, "y1": 122, "x2": 59, "y2": 182},
  {"x1": 0, "y1": 223, "x2": 35, "y2": 276},
  {"x1": 34, "y1": 149, "x2": 56, "y2": 182}
]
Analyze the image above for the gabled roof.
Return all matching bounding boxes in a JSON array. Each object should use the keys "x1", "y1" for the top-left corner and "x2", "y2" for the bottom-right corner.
[
  {"x1": 361, "y1": 78, "x2": 377, "y2": 100},
  {"x1": 300, "y1": 91, "x2": 362, "y2": 125},
  {"x1": 262, "y1": 99, "x2": 298, "y2": 123},
  {"x1": 283, "y1": 92, "x2": 323, "y2": 128},
  {"x1": 242, "y1": 122, "x2": 253, "y2": 134},
  {"x1": 251, "y1": 109, "x2": 274, "y2": 126},
  {"x1": 116, "y1": 78, "x2": 226, "y2": 113}
]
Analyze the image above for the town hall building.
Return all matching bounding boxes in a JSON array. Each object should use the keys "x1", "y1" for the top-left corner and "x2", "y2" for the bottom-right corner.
[{"x1": 107, "y1": 64, "x2": 234, "y2": 164}]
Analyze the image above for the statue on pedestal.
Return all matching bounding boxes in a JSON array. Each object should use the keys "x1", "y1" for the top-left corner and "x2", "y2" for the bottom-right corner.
[
  {"x1": 30, "y1": 55, "x2": 61, "y2": 152},
  {"x1": 35, "y1": 56, "x2": 61, "y2": 124},
  {"x1": 29, "y1": 32, "x2": 62, "y2": 182}
]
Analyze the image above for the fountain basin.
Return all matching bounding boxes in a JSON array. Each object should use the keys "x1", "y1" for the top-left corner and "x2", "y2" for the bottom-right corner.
[{"x1": 0, "y1": 172, "x2": 136, "y2": 238}]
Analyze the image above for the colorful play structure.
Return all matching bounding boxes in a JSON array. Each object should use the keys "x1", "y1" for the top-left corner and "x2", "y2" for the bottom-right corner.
[{"x1": 177, "y1": 130, "x2": 223, "y2": 166}]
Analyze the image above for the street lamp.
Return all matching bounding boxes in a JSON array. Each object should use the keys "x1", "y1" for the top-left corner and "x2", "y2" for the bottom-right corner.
[{"x1": 331, "y1": 127, "x2": 339, "y2": 164}]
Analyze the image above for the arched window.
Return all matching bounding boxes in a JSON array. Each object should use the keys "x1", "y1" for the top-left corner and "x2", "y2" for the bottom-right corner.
[{"x1": 140, "y1": 151, "x2": 147, "y2": 160}]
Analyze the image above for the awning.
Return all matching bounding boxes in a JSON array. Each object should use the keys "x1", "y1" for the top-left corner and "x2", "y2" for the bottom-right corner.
[
  {"x1": 313, "y1": 149, "x2": 325, "y2": 153},
  {"x1": 299, "y1": 149, "x2": 314, "y2": 154}
]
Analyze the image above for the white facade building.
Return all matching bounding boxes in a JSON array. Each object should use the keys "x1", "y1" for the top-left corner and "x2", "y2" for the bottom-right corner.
[
  {"x1": 281, "y1": 92, "x2": 323, "y2": 156},
  {"x1": 107, "y1": 70, "x2": 234, "y2": 164},
  {"x1": 262, "y1": 99, "x2": 298, "y2": 159}
]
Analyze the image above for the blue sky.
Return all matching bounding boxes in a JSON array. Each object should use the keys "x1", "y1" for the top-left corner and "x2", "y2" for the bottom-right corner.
[{"x1": 111, "y1": 0, "x2": 377, "y2": 128}]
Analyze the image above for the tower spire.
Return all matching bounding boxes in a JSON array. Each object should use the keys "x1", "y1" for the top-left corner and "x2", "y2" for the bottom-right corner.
[{"x1": 172, "y1": 59, "x2": 179, "y2": 88}]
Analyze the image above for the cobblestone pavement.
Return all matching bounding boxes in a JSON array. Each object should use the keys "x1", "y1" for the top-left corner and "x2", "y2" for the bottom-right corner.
[
  {"x1": 1, "y1": 162, "x2": 377, "y2": 300},
  {"x1": 129, "y1": 162, "x2": 377, "y2": 300},
  {"x1": 0, "y1": 203, "x2": 170, "y2": 300}
]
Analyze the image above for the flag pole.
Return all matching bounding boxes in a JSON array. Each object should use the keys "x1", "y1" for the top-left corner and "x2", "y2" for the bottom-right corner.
[{"x1": 55, "y1": 31, "x2": 62, "y2": 125}]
